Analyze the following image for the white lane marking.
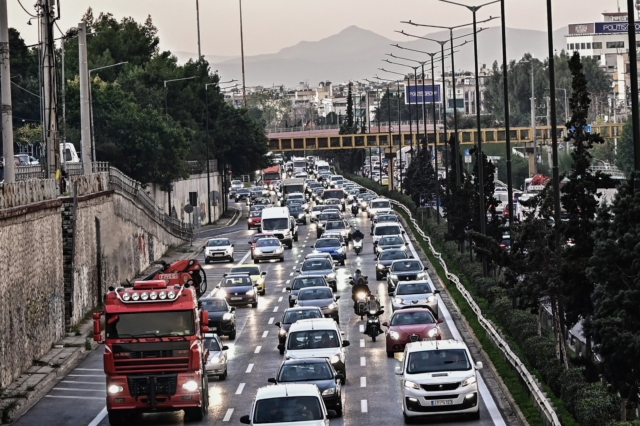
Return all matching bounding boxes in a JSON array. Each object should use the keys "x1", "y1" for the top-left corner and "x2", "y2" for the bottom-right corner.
[
  {"x1": 297, "y1": 254, "x2": 302, "y2": 257},
  {"x1": 282, "y1": 288, "x2": 287, "y2": 293},
  {"x1": 361, "y1": 399, "x2": 368, "y2": 413},
  {"x1": 286, "y1": 280, "x2": 290, "y2": 284},
  {"x1": 68, "y1": 374, "x2": 103, "y2": 377},
  {"x1": 262, "y1": 330, "x2": 269, "y2": 338},
  {"x1": 268, "y1": 317, "x2": 274, "y2": 324},
  {"x1": 292, "y1": 266, "x2": 297, "y2": 270},
  {"x1": 223, "y1": 408, "x2": 234, "y2": 421},
  {"x1": 246, "y1": 364, "x2": 254, "y2": 373},
  {"x1": 360, "y1": 377, "x2": 367, "y2": 387},
  {"x1": 359, "y1": 325, "x2": 364, "y2": 332},
  {"x1": 273, "y1": 306, "x2": 279, "y2": 312},
  {"x1": 46, "y1": 395, "x2": 103, "y2": 401},
  {"x1": 302, "y1": 245, "x2": 306, "y2": 248},
  {"x1": 360, "y1": 339, "x2": 365, "y2": 348},
  {"x1": 255, "y1": 346, "x2": 262, "y2": 353},
  {"x1": 87, "y1": 407, "x2": 107, "y2": 426},
  {"x1": 76, "y1": 368, "x2": 102, "y2": 371},
  {"x1": 236, "y1": 383, "x2": 245, "y2": 395},
  {"x1": 278, "y1": 296, "x2": 283, "y2": 302},
  {"x1": 60, "y1": 381, "x2": 104, "y2": 385},
  {"x1": 360, "y1": 357, "x2": 366, "y2": 367},
  {"x1": 289, "y1": 272, "x2": 294, "y2": 276},
  {"x1": 53, "y1": 388, "x2": 103, "y2": 392}
]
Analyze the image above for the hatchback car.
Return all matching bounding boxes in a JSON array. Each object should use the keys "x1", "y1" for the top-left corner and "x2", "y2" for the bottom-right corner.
[
  {"x1": 204, "y1": 333, "x2": 229, "y2": 379},
  {"x1": 296, "y1": 287, "x2": 340, "y2": 322},
  {"x1": 216, "y1": 273, "x2": 259, "y2": 308},
  {"x1": 371, "y1": 223, "x2": 405, "y2": 251},
  {"x1": 383, "y1": 308, "x2": 442, "y2": 358},
  {"x1": 374, "y1": 249, "x2": 410, "y2": 280},
  {"x1": 387, "y1": 259, "x2": 428, "y2": 291},
  {"x1": 289, "y1": 204, "x2": 307, "y2": 225},
  {"x1": 324, "y1": 220, "x2": 351, "y2": 241},
  {"x1": 312, "y1": 237, "x2": 346, "y2": 266},
  {"x1": 298, "y1": 258, "x2": 337, "y2": 289},
  {"x1": 287, "y1": 275, "x2": 330, "y2": 307},
  {"x1": 247, "y1": 209, "x2": 263, "y2": 230},
  {"x1": 275, "y1": 306, "x2": 324, "y2": 352},
  {"x1": 253, "y1": 237, "x2": 285, "y2": 263},
  {"x1": 204, "y1": 238, "x2": 234, "y2": 263},
  {"x1": 234, "y1": 188, "x2": 250, "y2": 202},
  {"x1": 249, "y1": 233, "x2": 275, "y2": 260},
  {"x1": 201, "y1": 297, "x2": 237, "y2": 339},
  {"x1": 392, "y1": 280, "x2": 440, "y2": 317},
  {"x1": 230, "y1": 265, "x2": 267, "y2": 295},
  {"x1": 269, "y1": 358, "x2": 344, "y2": 416}
]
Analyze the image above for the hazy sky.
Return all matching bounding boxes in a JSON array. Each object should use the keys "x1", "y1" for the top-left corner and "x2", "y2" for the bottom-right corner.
[{"x1": 7, "y1": 0, "x2": 627, "y2": 57}]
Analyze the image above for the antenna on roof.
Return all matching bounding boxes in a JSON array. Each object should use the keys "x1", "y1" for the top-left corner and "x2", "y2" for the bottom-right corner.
[{"x1": 618, "y1": 0, "x2": 620, "y2": 12}]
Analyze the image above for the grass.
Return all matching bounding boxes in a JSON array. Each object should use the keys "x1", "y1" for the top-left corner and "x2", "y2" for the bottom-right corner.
[{"x1": 1, "y1": 401, "x2": 17, "y2": 423}]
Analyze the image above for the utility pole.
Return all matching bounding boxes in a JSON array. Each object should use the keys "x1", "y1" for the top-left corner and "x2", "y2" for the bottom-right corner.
[
  {"x1": 0, "y1": 0, "x2": 15, "y2": 183},
  {"x1": 239, "y1": 0, "x2": 247, "y2": 107},
  {"x1": 78, "y1": 22, "x2": 92, "y2": 174},
  {"x1": 196, "y1": 0, "x2": 202, "y2": 60},
  {"x1": 40, "y1": 0, "x2": 59, "y2": 179},
  {"x1": 530, "y1": 65, "x2": 537, "y2": 175}
]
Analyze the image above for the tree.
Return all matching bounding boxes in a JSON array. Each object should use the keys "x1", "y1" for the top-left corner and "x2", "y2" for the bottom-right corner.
[
  {"x1": 404, "y1": 147, "x2": 436, "y2": 206},
  {"x1": 615, "y1": 119, "x2": 634, "y2": 175},
  {"x1": 339, "y1": 83, "x2": 357, "y2": 135}
]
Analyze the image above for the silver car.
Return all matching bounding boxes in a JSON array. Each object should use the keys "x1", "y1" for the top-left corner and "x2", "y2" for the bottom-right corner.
[
  {"x1": 296, "y1": 286, "x2": 340, "y2": 322},
  {"x1": 297, "y1": 258, "x2": 337, "y2": 290},
  {"x1": 204, "y1": 333, "x2": 229, "y2": 379},
  {"x1": 287, "y1": 275, "x2": 329, "y2": 307},
  {"x1": 253, "y1": 237, "x2": 285, "y2": 264},
  {"x1": 392, "y1": 280, "x2": 440, "y2": 317}
]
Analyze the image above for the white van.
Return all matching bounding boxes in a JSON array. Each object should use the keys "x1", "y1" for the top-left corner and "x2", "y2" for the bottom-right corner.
[
  {"x1": 261, "y1": 207, "x2": 297, "y2": 249},
  {"x1": 60, "y1": 142, "x2": 80, "y2": 163}
]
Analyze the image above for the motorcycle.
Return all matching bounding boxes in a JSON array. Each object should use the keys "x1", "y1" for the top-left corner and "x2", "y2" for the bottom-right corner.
[
  {"x1": 353, "y1": 237, "x2": 363, "y2": 255},
  {"x1": 351, "y1": 202, "x2": 359, "y2": 216},
  {"x1": 365, "y1": 308, "x2": 384, "y2": 342}
]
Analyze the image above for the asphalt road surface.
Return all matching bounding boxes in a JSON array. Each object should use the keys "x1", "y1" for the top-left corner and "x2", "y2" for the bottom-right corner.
[{"x1": 14, "y1": 197, "x2": 510, "y2": 426}]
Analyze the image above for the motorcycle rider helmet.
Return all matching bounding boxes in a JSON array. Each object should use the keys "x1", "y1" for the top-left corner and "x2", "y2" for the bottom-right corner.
[
  {"x1": 355, "y1": 269, "x2": 362, "y2": 274},
  {"x1": 355, "y1": 227, "x2": 360, "y2": 232}
]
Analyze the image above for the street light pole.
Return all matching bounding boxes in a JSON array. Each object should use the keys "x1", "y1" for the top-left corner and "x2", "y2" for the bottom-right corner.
[
  {"x1": 429, "y1": 56, "x2": 441, "y2": 223},
  {"x1": 500, "y1": 0, "x2": 514, "y2": 227},
  {"x1": 627, "y1": 0, "x2": 640, "y2": 185},
  {"x1": 196, "y1": 0, "x2": 202, "y2": 60},
  {"x1": 239, "y1": 0, "x2": 247, "y2": 107}
]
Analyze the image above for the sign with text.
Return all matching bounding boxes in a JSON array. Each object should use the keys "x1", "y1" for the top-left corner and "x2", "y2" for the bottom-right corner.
[
  {"x1": 595, "y1": 21, "x2": 640, "y2": 34},
  {"x1": 405, "y1": 84, "x2": 442, "y2": 105}
]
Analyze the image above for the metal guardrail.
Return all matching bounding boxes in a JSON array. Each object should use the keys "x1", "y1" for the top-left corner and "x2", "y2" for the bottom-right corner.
[{"x1": 357, "y1": 181, "x2": 561, "y2": 426}]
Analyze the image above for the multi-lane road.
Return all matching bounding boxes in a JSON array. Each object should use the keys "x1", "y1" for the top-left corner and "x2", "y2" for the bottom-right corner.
[{"x1": 13, "y1": 197, "x2": 513, "y2": 426}]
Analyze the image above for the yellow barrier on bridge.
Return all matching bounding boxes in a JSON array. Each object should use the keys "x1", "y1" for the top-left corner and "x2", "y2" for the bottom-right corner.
[{"x1": 267, "y1": 123, "x2": 622, "y2": 152}]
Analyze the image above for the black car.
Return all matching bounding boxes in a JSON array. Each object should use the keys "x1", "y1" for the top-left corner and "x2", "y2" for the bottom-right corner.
[
  {"x1": 289, "y1": 205, "x2": 307, "y2": 225},
  {"x1": 201, "y1": 297, "x2": 237, "y2": 339},
  {"x1": 275, "y1": 306, "x2": 324, "y2": 350},
  {"x1": 374, "y1": 249, "x2": 410, "y2": 280},
  {"x1": 269, "y1": 358, "x2": 344, "y2": 416},
  {"x1": 234, "y1": 188, "x2": 250, "y2": 202},
  {"x1": 216, "y1": 273, "x2": 259, "y2": 308}
]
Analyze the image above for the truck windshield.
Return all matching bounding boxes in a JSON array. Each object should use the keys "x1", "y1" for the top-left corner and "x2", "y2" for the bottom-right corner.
[
  {"x1": 263, "y1": 173, "x2": 280, "y2": 181},
  {"x1": 106, "y1": 311, "x2": 194, "y2": 338},
  {"x1": 262, "y1": 218, "x2": 289, "y2": 231},
  {"x1": 406, "y1": 349, "x2": 471, "y2": 374},
  {"x1": 284, "y1": 184, "x2": 304, "y2": 193}
]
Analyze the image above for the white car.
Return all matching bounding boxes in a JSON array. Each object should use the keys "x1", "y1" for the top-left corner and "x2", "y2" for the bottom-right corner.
[
  {"x1": 395, "y1": 340, "x2": 482, "y2": 421},
  {"x1": 368, "y1": 198, "x2": 392, "y2": 218},
  {"x1": 204, "y1": 333, "x2": 229, "y2": 379},
  {"x1": 391, "y1": 280, "x2": 440, "y2": 317},
  {"x1": 204, "y1": 238, "x2": 234, "y2": 263},
  {"x1": 240, "y1": 383, "x2": 338, "y2": 425},
  {"x1": 231, "y1": 180, "x2": 244, "y2": 191}
]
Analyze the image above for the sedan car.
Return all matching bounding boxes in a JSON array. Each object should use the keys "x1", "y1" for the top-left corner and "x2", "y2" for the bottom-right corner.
[
  {"x1": 231, "y1": 265, "x2": 267, "y2": 295},
  {"x1": 289, "y1": 205, "x2": 307, "y2": 225},
  {"x1": 234, "y1": 188, "x2": 250, "y2": 202},
  {"x1": 216, "y1": 273, "x2": 259, "y2": 308},
  {"x1": 204, "y1": 238, "x2": 234, "y2": 263},
  {"x1": 298, "y1": 258, "x2": 337, "y2": 289},
  {"x1": 383, "y1": 308, "x2": 442, "y2": 358},
  {"x1": 375, "y1": 235, "x2": 408, "y2": 255},
  {"x1": 253, "y1": 237, "x2": 285, "y2": 263},
  {"x1": 275, "y1": 306, "x2": 324, "y2": 352},
  {"x1": 201, "y1": 297, "x2": 237, "y2": 339},
  {"x1": 374, "y1": 249, "x2": 410, "y2": 280},
  {"x1": 269, "y1": 358, "x2": 343, "y2": 416},
  {"x1": 310, "y1": 205, "x2": 325, "y2": 222},
  {"x1": 370, "y1": 213, "x2": 399, "y2": 233},
  {"x1": 249, "y1": 233, "x2": 275, "y2": 259},
  {"x1": 392, "y1": 281, "x2": 440, "y2": 317},
  {"x1": 287, "y1": 275, "x2": 330, "y2": 307},
  {"x1": 387, "y1": 259, "x2": 428, "y2": 292},
  {"x1": 312, "y1": 237, "x2": 346, "y2": 266},
  {"x1": 204, "y1": 333, "x2": 229, "y2": 379},
  {"x1": 325, "y1": 220, "x2": 351, "y2": 241},
  {"x1": 296, "y1": 287, "x2": 340, "y2": 322}
]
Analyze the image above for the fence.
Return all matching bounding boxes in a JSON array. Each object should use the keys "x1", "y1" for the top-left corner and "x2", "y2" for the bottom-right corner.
[{"x1": 14, "y1": 162, "x2": 111, "y2": 181}]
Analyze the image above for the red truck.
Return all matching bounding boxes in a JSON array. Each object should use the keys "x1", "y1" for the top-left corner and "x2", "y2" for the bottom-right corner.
[
  {"x1": 262, "y1": 164, "x2": 281, "y2": 188},
  {"x1": 143, "y1": 259, "x2": 207, "y2": 298},
  {"x1": 93, "y1": 281, "x2": 210, "y2": 425}
]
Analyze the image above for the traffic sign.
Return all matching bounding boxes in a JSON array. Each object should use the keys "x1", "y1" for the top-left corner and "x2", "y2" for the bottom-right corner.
[{"x1": 183, "y1": 204, "x2": 194, "y2": 214}]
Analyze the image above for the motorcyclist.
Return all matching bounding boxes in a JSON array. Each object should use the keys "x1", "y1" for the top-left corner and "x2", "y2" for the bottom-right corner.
[
  {"x1": 352, "y1": 269, "x2": 365, "y2": 286},
  {"x1": 351, "y1": 275, "x2": 371, "y2": 310},
  {"x1": 351, "y1": 227, "x2": 364, "y2": 242},
  {"x1": 364, "y1": 294, "x2": 384, "y2": 336}
]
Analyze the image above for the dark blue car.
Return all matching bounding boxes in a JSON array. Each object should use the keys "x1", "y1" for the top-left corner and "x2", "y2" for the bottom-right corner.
[
  {"x1": 216, "y1": 273, "x2": 259, "y2": 308},
  {"x1": 312, "y1": 237, "x2": 346, "y2": 266}
]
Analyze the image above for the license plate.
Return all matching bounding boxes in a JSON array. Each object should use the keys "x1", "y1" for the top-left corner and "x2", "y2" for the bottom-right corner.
[
  {"x1": 230, "y1": 297, "x2": 242, "y2": 301},
  {"x1": 214, "y1": 254, "x2": 224, "y2": 257},
  {"x1": 430, "y1": 400, "x2": 453, "y2": 406}
]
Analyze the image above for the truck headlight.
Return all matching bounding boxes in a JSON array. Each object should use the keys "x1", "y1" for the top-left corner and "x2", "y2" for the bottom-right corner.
[
  {"x1": 389, "y1": 331, "x2": 400, "y2": 340},
  {"x1": 182, "y1": 380, "x2": 199, "y2": 392},
  {"x1": 461, "y1": 376, "x2": 477, "y2": 387},
  {"x1": 108, "y1": 385, "x2": 123, "y2": 394}
]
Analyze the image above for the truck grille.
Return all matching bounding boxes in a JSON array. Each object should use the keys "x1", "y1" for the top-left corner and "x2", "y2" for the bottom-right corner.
[
  {"x1": 421, "y1": 382, "x2": 460, "y2": 392},
  {"x1": 113, "y1": 342, "x2": 190, "y2": 373},
  {"x1": 127, "y1": 374, "x2": 178, "y2": 398}
]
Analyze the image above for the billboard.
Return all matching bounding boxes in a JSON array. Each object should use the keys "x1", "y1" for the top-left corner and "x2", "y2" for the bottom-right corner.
[
  {"x1": 568, "y1": 23, "x2": 595, "y2": 35},
  {"x1": 405, "y1": 84, "x2": 442, "y2": 104},
  {"x1": 595, "y1": 21, "x2": 640, "y2": 33}
]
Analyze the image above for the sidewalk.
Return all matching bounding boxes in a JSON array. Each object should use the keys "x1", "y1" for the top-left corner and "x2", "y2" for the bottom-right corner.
[{"x1": 0, "y1": 207, "x2": 240, "y2": 424}]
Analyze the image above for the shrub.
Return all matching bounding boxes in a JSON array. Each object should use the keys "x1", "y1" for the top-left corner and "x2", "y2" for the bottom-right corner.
[{"x1": 573, "y1": 384, "x2": 618, "y2": 426}]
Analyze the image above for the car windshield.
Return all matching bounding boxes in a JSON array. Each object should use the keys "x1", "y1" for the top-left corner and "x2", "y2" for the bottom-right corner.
[
  {"x1": 202, "y1": 299, "x2": 228, "y2": 312},
  {"x1": 233, "y1": 266, "x2": 259, "y2": 275},
  {"x1": 312, "y1": 206, "x2": 324, "y2": 212},
  {"x1": 391, "y1": 311, "x2": 435, "y2": 326},
  {"x1": 378, "y1": 215, "x2": 397, "y2": 222},
  {"x1": 290, "y1": 207, "x2": 303, "y2": 214},
  {"x1": 257, "y1": 239, "x2": 280, "y2": 247},
  {"x1": 375, "y1": 226, "x2": 401, "y2": 236},
  {"x1": 380, "y1": 236, "x2": 403, "y2": 245},
  {"x1": 252, "y1": 235, "x2": 272, "y2": 243},
  {"x1": 392, "y1": 261, "x2": 422, "y2": 272},
  {"x1": 221, "y1": 276, "x2": 252, "y2": 287},
  {"x1": 288, "y1": 194, "x2": 304, "y2": 199},
  {"x1": 207, "y1": 239, "x2": 230, "y2": 247},
  {"x1": 278, "y1": 362, "x2": 333, "y2": 382},
  {"x1": 407, "y1": 349, "x2": 472, "y2": 374},
  {"x1": 380, "y1": 250, "x2": 408, "y2": 260},
  {"x1": 292, "y1": 277, "x2": 326, "y2": 290},
  {"x1": 231, "y1": 180, "x2": 242, "y2": 185},
  {"x1": 287, "y1": 330, "x2": 340, "y2": 349},
  {"x1": 326, "y1": 221, "x2": 345, "y2": 230},
  {"x1": 251, "y1": 205, "x2": 266, "y2": 211},
  {"x1": 319, "y1": 213, "x2": 340, "y2": 221},
  {"x1": 371, "y1": 201, "x2": 391, "y2": 209},
  {"x1": 302, "y1": 259, "x2": 332, "y2": 271},
  {"x1": 253, "y1": 396, "x2": 323, "y2": 423},
  {"x1": 396, "y1": 282, "x2": 431, "y2": 295},
  {"x1": 284, "y1": 309, "x2": 323, "y2": 323},
  {"x1": 315, "y1": 239, "x2": 340, "y2": 248},
  {"x1": 298, "y1": 288, "x2": 333, "y2": 300},
  {"x1": 106, "y1": 311, "x2": 194, "y2": 338},
  {"x1": 204, "y1": 338, "x2": 221, "y2": 351},
  {"x1": 262, "y1": 218, "x2": 288, "y2": 231}
]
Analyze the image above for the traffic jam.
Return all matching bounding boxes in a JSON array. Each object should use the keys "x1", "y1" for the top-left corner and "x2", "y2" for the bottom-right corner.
[{"x1": 18, "y1": 157, "x2": 507, "y2": 426}]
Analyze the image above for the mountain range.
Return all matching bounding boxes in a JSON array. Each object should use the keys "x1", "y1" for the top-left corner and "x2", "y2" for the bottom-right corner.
[{"x1": 175, "y1": 25, "x2": 568, "y2": 87}]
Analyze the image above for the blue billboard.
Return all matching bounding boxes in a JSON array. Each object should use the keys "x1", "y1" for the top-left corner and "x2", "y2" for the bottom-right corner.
[
  {"x1": 404, "y1": 84, "x2": 442, "y2": 105},
  {"x1": 595, "y1": 21, "x2": 640, "y2": 34}
]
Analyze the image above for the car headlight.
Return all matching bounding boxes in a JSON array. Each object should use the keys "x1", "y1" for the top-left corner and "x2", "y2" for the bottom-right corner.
[
  {"x1": 322, "y1": 387, "x2": 336, "y2": 396},
  {"x1": 278, "y1": 329, "x2": 287, "y2": 337},
  {"x1": 389, "y1": 331, "x2": 400, "y2": 340},
  {"x1": 330, "y1": 354, "x2": 341, "y2": 364},
  {"x1": 389, "y1": 274, "x2": 398, "y2": 281},
  {"x1": 337, "y1": 247, "x2": 344, "y2": 253},
  {"x1": 182, "y1": 380, "x2": 199, "y2": 392},
  {"x1": 298, "y1": 213, "x2": 305, "y2": 219},
  {"x1": 223, "y1": 313, "x2": 233, "y2": 320},
  {"x1": 427, "y1": 328, "x2": 438, "y2": 338},
  {"x1": 254, "y1": 248, "x2": 262, "y2": 255},
  {"x1": 377, "y1": 264, "x2": 385, "y2": 270},
  {"x1": 394, "y1": 297, "x2": 404, "y2": 304},
  {"x1": 246, "y1": 289, "x2": 255, "y2": 296},
  {"x1": 216, "y1": 290, "x2": 227, "y2": 298},
  {"x1": 209, "y1": 356, "x2": 222, "y2": 363},
  {"x1": 328, "y1": 302, "x2": 337, "y2": 309},
  {"x1": 417, "y1": 272, "x2": 427, "y2": 279},
  {"x1": 403, "y1": 380, "x2": 420, "y2": 390},
  {"x1": 108, "y1": 385, "x2": 123, "y2": 394},
  {"x1": 427, "y1": 295, "x2": 436, "y2": 303},
  {"x1": 327, "y1": 272, "x2": 336, "y2": 280},
  {"x1": 461, "y1": 376, "x2": 477, "y2": 387},
  {"x1": 275, "y1": 247, "x2": 284, "y2": 253}
]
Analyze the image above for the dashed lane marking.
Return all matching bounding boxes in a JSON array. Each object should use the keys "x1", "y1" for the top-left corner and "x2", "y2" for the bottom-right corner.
[
  {"x1": 289, "y1": 272, "x2": 294, "y2": 276},
  {"x1": 46, "y1": 395, "x2": 103, "y2": 400},
  {"x1": 255, "y1": 346, "x2": 262, "y2": 353},
  {"x1": 359, "y1": 325, "x2": 364, "y2": 332},
  {"x1": 278, "y1": 296, "x2": 283, "y2": 302},
  {"x1": 282, "y1": 288, "x2": 287, "y2": 293},
  {"x1": 361, "y1": 377, "x2": 366, "y2": 387},
  {"x1": 61, "y1": 381, "x2": 104, "y2": 385},
  {"x1": 268, "y1": 317, "x2": 274, "y2": 324},
  {"x1": 223, "y1": 408, "x2": 234, "y2": 421},
  {"x1": 360, "y1": 339, "x2": 365, "y2": 348},
  {"x1": 273, "y1": 306, "x2": 279, "y2": 312},
  {"x1": 76, "y1": 368, "x2": 102, "y2": 371},
  {"x1": 246, "y1": 364, "x2": 254, "y2": 373},
  {"x1": 361, "y1": 400, "x2": 368, "y2": 413},
  {"x1": 86, "y1": 407, "x2": 107, "y2": 426},
  {"x1": 262, "y1": 331, "x2": 269, "y2": 338},
  {"x1": 360, "y1": 357, "x2": 366, "y2": 367},
  {"x1": 235, "y1": 383, "x2": 245, "y2": 395},
  {"x1": 53, "y1": 388, "x2": 104, "y2": 392}
]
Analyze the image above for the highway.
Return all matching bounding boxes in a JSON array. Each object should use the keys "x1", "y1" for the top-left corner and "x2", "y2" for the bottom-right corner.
[{"x1": 13, "y1": 197, "x2": 511, "y2": 426}]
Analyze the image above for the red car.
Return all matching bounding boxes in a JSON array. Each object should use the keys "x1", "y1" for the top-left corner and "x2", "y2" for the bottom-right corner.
[
  {"x1": 383, "y1": 308, "x2": 443, "y2": 358},
  {"x1": 247, "y1": 206, "x2": 265, "y2": 230},
  {"x1": 249, "y1": 233, "x2": 275, "y2": 259}
]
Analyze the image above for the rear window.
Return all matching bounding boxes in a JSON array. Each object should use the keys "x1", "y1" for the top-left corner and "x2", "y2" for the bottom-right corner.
[
  {"x1": 253, "y1": 396, "x2": 323, "y2": 423},
  {"x1": 302, "y1": 259, "x2": 332, "y2": 271},
  {"x1": 391, "y1": 261, "x2": 423, "y2": 272},
  {"x1": 292, "y1": 277, "x2": 326, "y2": 290},
  {"x1": 374, "y1": 225, "x2": 401, "y2": 236},
  {"x1": 396, "y1": 282, "x2": 431, "y2": 295},
  {"x1": 371, "y1": 200, "x2": 391, "y2": 209},
  {"x1": 380, "y1": 250, "x2": 408, "y2": 260},
  {"x1": 298, "y1": 288, "x2": 333, "y2": 300}
]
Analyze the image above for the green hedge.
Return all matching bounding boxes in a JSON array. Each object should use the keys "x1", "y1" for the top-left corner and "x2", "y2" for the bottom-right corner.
[{"x1": 347, "y1": 173, "x2": 620, "y2": 426}]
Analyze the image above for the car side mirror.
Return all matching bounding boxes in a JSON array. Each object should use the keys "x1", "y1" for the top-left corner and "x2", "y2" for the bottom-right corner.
[
  {"x1": 216, "y1": 284, "x2": 221, "y2": 288},
  {"x1": 285, "y1": 287, "x2": 291, "y2": 291},
  {"x1": 335, "y1": 374, "x2": 345, "y2": 383},
  {"x1": 405, "y1": 242, "x2": 409, "y2": 246},
  {"x1": 254, "y1": 283, "x2": 259, "y2": 287},
  {"x1": 240, "y1": 415, "x2": 251, "y2": 424},
  {"x1": 261, "y1": 271, "x2": 267, "y2": 276},
  {"x1": 222, "y1": 345, "x2": 229, "y2": 350},
  {"x1": 394, "y1": 366, "x2": 403, "y2": 375},
  {"x1": 382, "y1": 321, "x2": 389, "y2": 327},
  {"x1": 327, "y1": 409, "x2": 338, "y2": 419},
  {"x1": 248, "y1": 242, "x2": 252, "y2": 245},
  {"x1": 231, "y1": 244, "x2": 235, "y2": 247},
  {"x1": 230, "y1": 307, "x2": 236, "y2": 312},
  {"x1": 424, "y1": 266, "x2": 428, "y2": 270},
  {"x1": 342, "y1": 340, "x2": 350, "y2": 347},
  {"x1": 296, "y1": 269, "x2": 300, "y2": 273},
  {"x1": 437, "y1": 318, "x2": 444, "y2": 324},
  {"x1": 310, "y1": 245, "x2": 314, "y2": 248},
  {"x1": 434, "y1": 290, "x2": 440, "y2": 294},
  {"x1": 476, "y1": 362, "x2": 483, "y2": 370},
  {"x1": 335, "y1": 295, "x2": 340, "y2": 300},
  {"x1": 275, "y1": 321, "x2": 281, "y2": 328},
  {"x1": 268, "y1": 377, "x2": 277, "y2": 384}
]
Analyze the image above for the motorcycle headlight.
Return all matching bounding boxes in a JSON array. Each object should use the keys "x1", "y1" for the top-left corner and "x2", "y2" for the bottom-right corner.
[
  {"x1": 322, "y1": 387, "x2": 336, "y2": 396},
  {"x1": 389, "y1": 274, "x2": 398, "y2": 281},
  {"x1": 246, "y1": 289, "x2": 255, "y2": 296},
  {"x1": 223, "y1": 313, "x2": 233, "y2": 320},
  {"x1": 461, "y1": 375, "x2": 477, "y2": 387},
  {"x1": 394, "y1": 297, "x2": 404, "y2": 304},
  {"x1": 389, "y1": 331, "x2": 400, "y2": 340},
  {"x1": 403, "y1": 380, "x2": 420, "y2": 390},
  {"x1": 357, "y1": 292, "x2": 366, "y2": 300},
  {"x1": 377, "y1": 264, "x2": 385, "y2": 270}
]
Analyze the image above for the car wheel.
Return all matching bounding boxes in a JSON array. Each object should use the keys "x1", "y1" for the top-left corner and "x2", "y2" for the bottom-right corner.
[
  {"x1": 340, "y1": 370, "x2": 346, "y2": 385},
  {"x1": 107, "y1": 410, "x2": 129, "y2": 426},
  {"x1": 228, "y1": 329, "x2": 236, "y2": 340},
  {"x1": 403, "y1": 412, "x2": 416, "y2": 424},
  {"x1": 287, "y1": 242, "x2": 293, "y2": 249},
  {"x1": 279, "y1": 257, "x2": 284, "y2": 262},
  {"x1": 334, "y1": 316, "x2": 340, "y2": 324},
  {"x1": 334, "y1": 406, "x2": 343, "y2": 417},
  {"x1": 294, "y1": 234, "x2": 299, "y2": 242},
  {"x1": 376, "y1": 274, "x2": 382, "y2": 280},
  {"x1": 220, "y1": 369, "x2": 227, "y2": 381},
  {"x1": 386, "y1": 351, "x2": 394, "y2": 358},
  {"x1": 252, "y1": 302, "x2": 258, "y2": 308},
  {"x1": 260, "y1": 289, "x2": 265, "y2": 296},
  {"x1": 229, "y1": 257, "x2": 234, "y2": 263},
  {"x1": 204, "y1": 258, "x2": 209, "y2": 265},
  {"x1": 279, "y1": 348, "x2": 285, "y2": 355}
]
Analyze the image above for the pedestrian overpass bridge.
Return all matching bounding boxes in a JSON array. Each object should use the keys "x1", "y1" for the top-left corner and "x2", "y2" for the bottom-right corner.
[{"x1": 266, "y1": 123, "x2": 621, "y2": 152}]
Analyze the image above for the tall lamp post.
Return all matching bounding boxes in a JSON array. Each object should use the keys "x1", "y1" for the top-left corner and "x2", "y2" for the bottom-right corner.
[
  {"x1": 375, "y1": 76, "x2": 401, "y2": 190},
  {"x1": 239, "y1": 0, "x2": 247, "y2": 107},
  {"x1": 381, "y1": 65, "x2": 416, "y2": 158},
  {"x1": 499, "y1": 0, "x2": 514, "y2": 225},
  {"x1": 88, "y1": 61, "x2": 128, "y2": 171}
]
